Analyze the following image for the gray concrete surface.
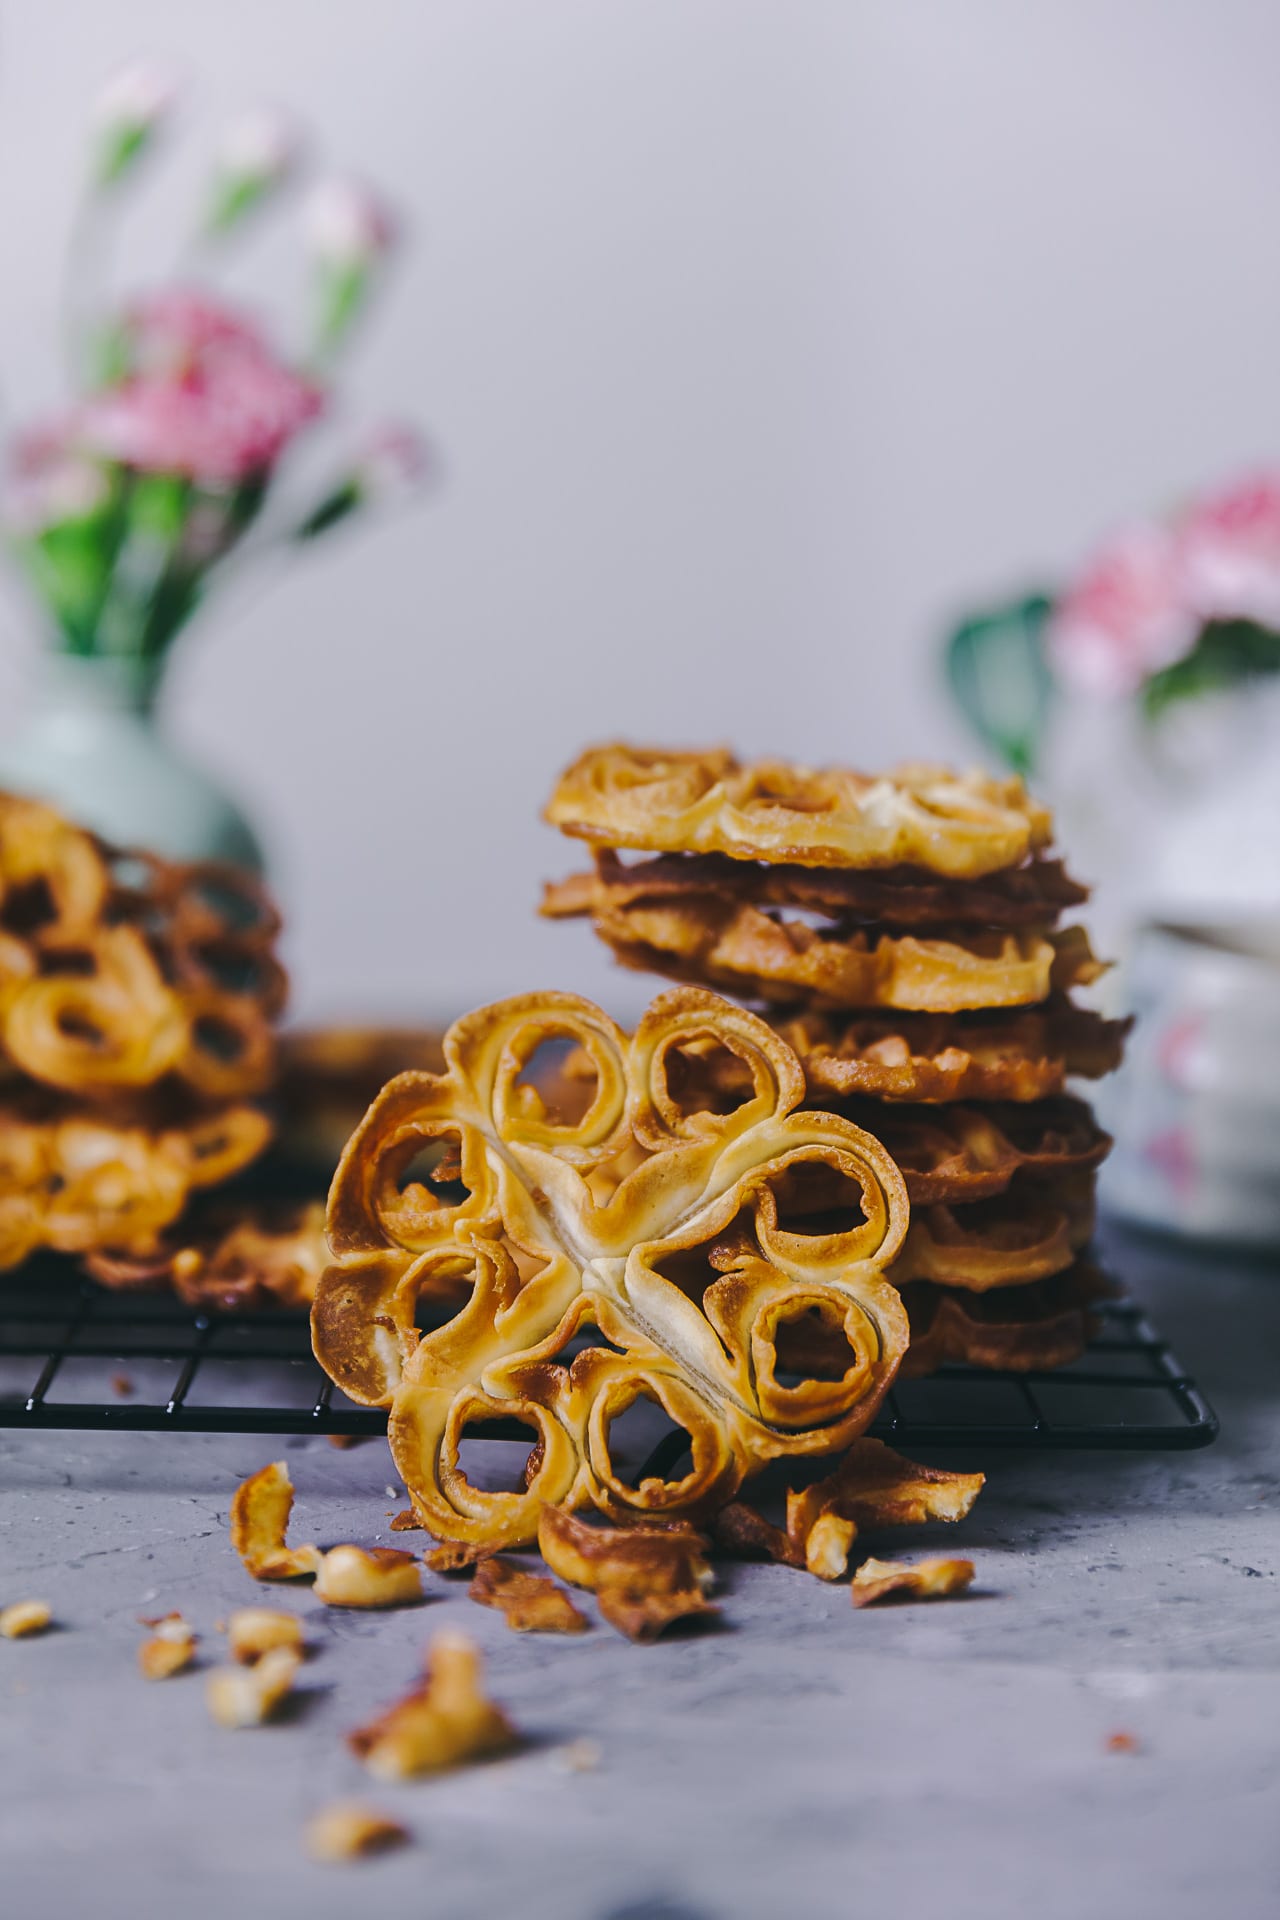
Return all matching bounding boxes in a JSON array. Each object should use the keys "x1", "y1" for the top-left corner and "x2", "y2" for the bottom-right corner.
[{"x1": 2, "y1": 1221, "x2": 1278, "y2": 1920}]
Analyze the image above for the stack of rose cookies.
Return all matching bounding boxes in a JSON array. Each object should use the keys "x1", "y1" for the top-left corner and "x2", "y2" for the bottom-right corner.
[
  {"x1": 0, "y1": 790, "x2": 287, "y2": 1284},
  {"x1": 542, "y1": 743, "x2": 1131, "y2": 1380}
]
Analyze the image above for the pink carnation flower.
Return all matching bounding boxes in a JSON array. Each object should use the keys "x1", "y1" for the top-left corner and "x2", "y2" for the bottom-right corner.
[
  {"x1": 79, "y1": 288, "x2": 323, "y2": 484},
  {"x1": 1047, "y1": 524, "x2": 1198, "y2": 697},
  {"x1": 1177, "y1": 472, "x2": 1280, "y2": 630}
]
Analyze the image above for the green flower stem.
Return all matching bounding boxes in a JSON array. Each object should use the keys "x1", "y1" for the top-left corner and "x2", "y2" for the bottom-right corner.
[{"x1": 92, "y1": 472, "x2": 191, "y2": 661}]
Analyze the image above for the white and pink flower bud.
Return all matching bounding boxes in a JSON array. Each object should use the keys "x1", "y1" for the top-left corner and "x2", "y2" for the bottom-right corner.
[
  {"x1": 91, "y1": 60, "x2": 180, "y2": 184},
  {"x1": 355, "y1": 424, "x2": 430, "y2": 501},
  {"x1": 303, "y1": 177, "x2": 396, "y2": 268},
  {"x1": 217, "y1": 108, "x2": 297, "y2": 190}
]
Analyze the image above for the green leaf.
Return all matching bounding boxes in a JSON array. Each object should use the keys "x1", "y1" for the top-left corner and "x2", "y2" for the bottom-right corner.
[
  {"x1": 1141, "y1": 618, "x2": 1280, "y2": 721},
  {"x1": 944, "y1": 593, "x2": 1055, "y2": 776},
  {"x1": 293, "y1": 479, "x2": 361, "y2": 540}
]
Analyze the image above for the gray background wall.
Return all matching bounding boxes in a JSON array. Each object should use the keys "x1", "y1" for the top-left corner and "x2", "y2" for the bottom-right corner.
[{"x1": 2, "y1": 1, "x2": 1277, "y2": 1024}]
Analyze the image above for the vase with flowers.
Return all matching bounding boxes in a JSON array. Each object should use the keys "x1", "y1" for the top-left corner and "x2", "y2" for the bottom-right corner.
[
  {"x1": 945, "y1": 474, "x2": 1280, "y2": 1243},
  {"x1": 0, "y1": 61, "x2": 426, "y2": 869}
]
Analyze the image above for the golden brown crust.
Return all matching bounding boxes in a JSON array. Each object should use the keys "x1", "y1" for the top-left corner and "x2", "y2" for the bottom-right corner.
[
  {"x1": 900, "y1": 1260, "x2": 1115, "y2": 1375},
  {"x1": 580, "y1": 889, "x2": 1102, "y2": 1013},
  {"x1": 84, "y1": 1198, "x2": 328, "y2": 1309},
  {"x1": 889, "y1": 1172, "x2": 1097, "y2": 1292},
  {"x1": 0, "y1": 1092, "x2": 272, "y2": 1272},
  {"x1": 545, "y1": 745, "x2": 1053, "y2": 875},
  {"x1": 834, "y1": 1097, "x2": 1110, "y2": 1205},
  {"x1": 347, "y1": 1633, "x2": 518, "y2": 1778},
  {"x1": 850, "y1": 1554, "x2": 975, "y2": 1606},
  {"x1": 468, "y1": 1556, "x2": 589, "y2": 1633},
  {"x1": 714, "y1": 1439, "x2": 984, "y2": 1582},
  {"x1": 542, "y1": 849, "x2": 1089, "y2": 933},
  {"x1": 537, "y1": 1506, "x2": 716, "y2": 1641},
  {"x1": 0, "y1": 792, "x2": 285, "y2": 1105},
  {"x1": 312, "y1": 987, "x2": 911, "y2": 1550},
  {"x1": 775, "y1": 1001, "x2": 1132, "y2": 1104},
  {"x1": 228, "y1": 1461, "x2": 323, "y2": 1581}
]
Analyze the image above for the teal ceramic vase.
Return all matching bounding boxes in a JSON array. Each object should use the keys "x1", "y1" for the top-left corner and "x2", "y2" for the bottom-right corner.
[{"x1": 0, "y1": 651, "x2": 263, "y2": 870}]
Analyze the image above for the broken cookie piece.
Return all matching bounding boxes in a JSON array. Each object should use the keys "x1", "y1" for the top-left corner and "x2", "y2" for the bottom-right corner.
[
  {"x1": 469, "y1": 1556, "x2": 588, "y2": 1634},
  {"x1": 205, "y1": 1645, "x2": 302, "y2": 1725},
  {"x1": 138, "y1": 1612, "x2": 198, "y2": 1678},
  {"x1": 313, "y1": 1546, "x2": 423, "y2": 1609},
  {"x1": 306, "y1": 1802, "x2": 411, "y2": 1863},
  {"x1": 348, "y1": 1632, "x2": 517, "y2": 1779},
  {"x1": 850, "y1": 1555, "x2": 976, "y2": 1607},
  {"x1": 537, "y1": 1506, "x2": 716, "y2": 1643},
  {"x1": 229, "y1": 1462, "x2": 323, "y2": 1581}
]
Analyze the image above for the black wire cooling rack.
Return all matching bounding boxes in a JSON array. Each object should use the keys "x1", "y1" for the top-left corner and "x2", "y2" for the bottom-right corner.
[{"x1": 0, "y1": 1257, "x2": 1218, "y2": 1451}]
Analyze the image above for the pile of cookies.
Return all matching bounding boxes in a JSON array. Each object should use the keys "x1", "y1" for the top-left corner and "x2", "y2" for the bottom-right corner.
[
  {"x1": 543, "y1": 744, "x2": 1131, "y2": 1376},
  {"x1": 0, "y1": 791, "x2": 284, "y2": 1273}
]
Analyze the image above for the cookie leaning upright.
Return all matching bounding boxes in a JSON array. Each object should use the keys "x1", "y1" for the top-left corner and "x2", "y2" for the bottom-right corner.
[{"x1": 542, "y1": 743, "x2": 1132, "y2": 1376}]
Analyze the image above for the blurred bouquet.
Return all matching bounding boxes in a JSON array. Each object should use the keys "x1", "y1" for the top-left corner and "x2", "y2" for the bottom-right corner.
[
  {"x1": 0, "y1": 61, "x2": 429, "y2": 866},
  {"x1": 945, "y1": 472, "x2": 1280, "y2": 776},
  {"x1": 2, "y1": 62, "x2": 425, "y2": 676}
]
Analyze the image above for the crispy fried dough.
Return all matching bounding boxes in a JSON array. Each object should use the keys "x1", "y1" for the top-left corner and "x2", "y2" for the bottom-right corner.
[
  {"x1": 348, "y1": 1633, "x2": 518, "y2": 1779},
  {"x1": 835, "y1": 1097, "x2": 1110, "y2": 1205},
  {"x1": 891, "y1": 1173, "x2": 1097, "y2": 1291},
  {"x1": 229, "y1": 1461, "x2": 323, "y2": 1581},
  {"x1": 312, "y1": 987, "x2": 910, "y2": 1550},
  {"x1": 546, "y1": 746, "x2": 1052, "y2": 876},
  {"x1": 0, "y1": 1092, "x2": 271, "y2": 1272},
  {"x1": 537, "y1": 1507, "x2": 716, "y2": 1642},
  {"x1": 138, "y1": 1613, "x2": 199, "y2": 1678},
  {"x1": 900, "y1": 1261, "x2": 1115, "y2": 1375},
  {"x1": 85, "y1": 1199, "x2": 327, "y2": 1309},
  {"x1": 206, "y1": 1646, "x2": 301, "y2": 1726},
  {"x1": 583, "y1": 892, "x2": 1102, "y2": 1014},
  {"x1": 0, "y1": 792, "x2": 285, "y2": 1104},
  {"x1": 542, "y1": 849, "x2": 1089, "y2": 933},
  {"x1": 775, "y1": 1001, "x2": 1132, "y2": 1104},
  {"x1": 314, "y1": 1546, "x2": 424, "y2": 1609},
  {"x1": 468, "y1": 1556, "x2": 589, "y2": 1633},
  {"x1": 714, "y1": 1440, "x2": 984, "y2": 1581},
  {"x1": 850, "y1": 1555, "x2": 975, "y2": 1606},
  {"x1": 306, "y1": 1803, "x2": 411, "y2": 1862}
]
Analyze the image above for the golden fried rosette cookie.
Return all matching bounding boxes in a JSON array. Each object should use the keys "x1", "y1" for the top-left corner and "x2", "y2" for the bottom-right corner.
[
  {"x1": 0, "y1": 792, "x2": 285, "y2": 1104},
  {"x1": 545, "y1": 745, "x2": 1053, "y2": 876},
  {"x1": 312, "y1": 988, "x2": 911, "y2": 1549},
  {"x1": 774, "y1": 1001, "x2": 1132, "y2": 1105},
  {"x1": 84, "y1": 1198, "x2": 327, "y2": 1309},
  {"x1": 0, "y1": 1090, "x2": 272, "y2": 1270},
  {"x1": 572, "y1": 889, "x2": 1102, "y2": 1014},
  {"x1": 543, "y1": 849, "x2": 1089, "y2": 935}
]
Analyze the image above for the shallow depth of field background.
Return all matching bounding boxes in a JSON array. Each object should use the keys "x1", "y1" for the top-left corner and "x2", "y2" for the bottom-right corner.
[{"x1": 2, "y1": 0, "x2": 1278, "y2": 1023}]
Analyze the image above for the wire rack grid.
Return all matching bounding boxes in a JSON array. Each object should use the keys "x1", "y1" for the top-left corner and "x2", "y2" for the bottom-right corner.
[{"x1": 0, "y1": 1259, "x2": 1218, "y2": 1453}]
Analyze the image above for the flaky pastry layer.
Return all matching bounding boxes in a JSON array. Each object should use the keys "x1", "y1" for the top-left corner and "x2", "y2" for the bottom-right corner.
[{"x1": 545, "y1": 745, "x2": 1053, "y2": 876}]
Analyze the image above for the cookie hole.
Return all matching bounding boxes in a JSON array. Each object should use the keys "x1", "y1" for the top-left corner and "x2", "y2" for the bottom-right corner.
[
  {"x1": 773, "y1": 1304, "x2": 857, "y2": 1385},
  {"x1": 662, "y1": 1037, "x2": 755, "y2": 1117},
  {"x1": 189, "y1": 939, "x2": 268, "y2": 996},
  {"x1": 188, "y1": 872, "x2": 270, "y2": 935},
  {"x1": 55, "y1": 1010, "x2": 105, "y2": 1045},
  {"x1": 768, "y1": 1158, "x2": 870, "y2": 1237},
  {"x1": 604, "y1": 1390, "x2": 692, "y2": 1492},
  {"x1": 41, "y1": 947, "x2": 96, "y2": 978},
  {"x1": 0, "y1": 875, "x2": 57, "y2": 937},
  {"x1": 193, "y1": 1015, "x2": 248, "y2": 1063},
  {"x1": 513, "y1": 1034, "x2": 598, "y2": 1126},
  {"x1": 452, "y1": 1413, "x2": 543, "y2": 1494},
  {"x1": 393, "y1": 1130, "x2": 469, "y2": 1209}
]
